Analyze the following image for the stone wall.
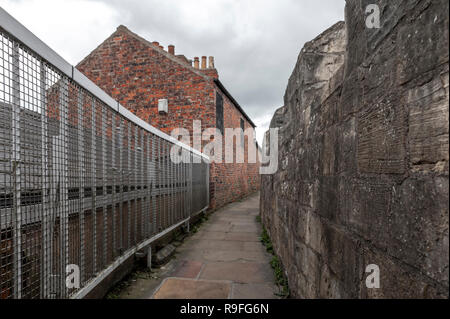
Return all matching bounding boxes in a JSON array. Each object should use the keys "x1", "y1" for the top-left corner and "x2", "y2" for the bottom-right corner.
[{"x1": 261, "y1": 0, "x2": 449, "y2": 298}]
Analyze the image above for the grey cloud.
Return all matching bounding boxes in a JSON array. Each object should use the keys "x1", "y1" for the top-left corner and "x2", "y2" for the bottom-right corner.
[{"x1": 90, "y1": 0, "x2": 345, "y2": 137}]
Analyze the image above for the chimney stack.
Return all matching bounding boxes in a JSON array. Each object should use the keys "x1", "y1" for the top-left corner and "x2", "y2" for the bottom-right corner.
[
  {"x1": 168, "y1": 45, "x2": 175, "y2": 55},
  {"x1": 201, "y1": 56, "x2": 207, "y2": 69},
  {"x1": 194, "y1": 57, "x2": 200, "y2": 69},
  {"x1": 152, "y1": 41, "x2": 159, "y2": 47},
  {"x1": 209, "y1": 56, "x2": 215, "y2": 69}
]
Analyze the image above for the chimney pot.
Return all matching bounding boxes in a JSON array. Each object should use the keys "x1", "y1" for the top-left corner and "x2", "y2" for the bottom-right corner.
[
  {"x1": 159, "y1": 45, "x2": 164, "y2": 50},
  {"x1": 209, "y1": 56, "x2": 215, "y2": 69},
  {"x1": 194, "y1": 57, "x2": 200, "y2": 69},
  {"x1": 201, "y1": 56, "x2": 207, "y2": 69},
  {"x1": 168, "y1": 45, "x2": 175, "y2": 55},
  {"x1": 152, "y1": 41, "x2": 159, "y2": 47}
]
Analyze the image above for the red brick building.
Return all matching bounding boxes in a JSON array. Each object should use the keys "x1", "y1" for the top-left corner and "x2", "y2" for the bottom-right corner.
[{"x1": 76, "y1": 25, "x2": 260, "y2": 210}]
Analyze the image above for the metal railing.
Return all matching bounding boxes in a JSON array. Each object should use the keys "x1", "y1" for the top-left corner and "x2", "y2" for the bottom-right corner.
[{"x1": 0, "y1": 7, "x2": 209, "y2": 299}]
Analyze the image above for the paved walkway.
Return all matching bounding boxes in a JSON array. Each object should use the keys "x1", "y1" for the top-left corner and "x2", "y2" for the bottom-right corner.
[{"x1": 114, "y1": 193, "x2": 278, "y2": 299}]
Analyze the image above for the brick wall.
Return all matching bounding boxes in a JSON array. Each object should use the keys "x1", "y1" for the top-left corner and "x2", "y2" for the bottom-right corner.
[
  {"x1": 211, "y1": 87, "x2": 260, "y2": 209},
  {"x1": 77, "y1": 26, "x2": 260, "y2": 211},
  {"x1": 77, "y1": 26, "x2": 216, "y2": 138}
]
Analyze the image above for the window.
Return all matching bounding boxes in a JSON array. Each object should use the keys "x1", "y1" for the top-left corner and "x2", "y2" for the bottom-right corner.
[
  {"x1": 240, "y1": 118, "x2": 245, "y2": 147},
  {"x1": 216, "y1": 92, "x2": 224, "y2": 135}
]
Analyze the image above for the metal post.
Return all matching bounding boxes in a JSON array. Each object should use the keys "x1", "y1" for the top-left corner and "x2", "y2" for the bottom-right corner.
[
  {"x1": 127, "y1": 124, "x2": 131, "y2": 248},
  {"x1": 206, "y1": 161, "x2": 210, "y2": 207},
  {"x1": 77, "y1": 90, "x2": 85, "y2": 285},
  {"x1": 182, "y1": 152, "x2": 185, "y2": 220},
  {"x1": 162, "y1": 141, "x2": 166, "y2": 229},
  {"x1": 59, "y1": 77, "x2": 69, "y2": 298},
  {"x1": 102, "y1": 106, "x2": 107, "y2": 267},
  {"x1": 157, "y1": 138, "x2": 161, "y2": 232},
  {"x1": 40, "y1": 61, "x2": 50, "y2": 299},
  {"x1": 140, "y1": 130, "x2": 145, "y2": 241},
  {"x1": 118, "y1": 119, "x2": 123, "y2": 254},
  {"x1": 91, "y1": 99, "x2": 97, "y2": 275},
  {"x1": 146, "y1": 246, "x2": 152, "y2": 270},
  {"x1": 146, "y1": 134, "x2": 151, "y2": 238},
  {"x1": 167, "y1": 142, "x2": 171, "y2": 227},
  {"x1": 134, "y1": 125, "x2": 138, "y2": 245},
  {"x1": 151, "y1": 135, "x2": 156, "y2": 235},
  {"x1": 172, "y1": 144, "x2": 175, "y2": 223},
  {"x1": 11, "y1": 42, "x2": 22, "y2": 299},
  {"x1": 111, "y1": 115, "x2": 116, "y2": 258}
]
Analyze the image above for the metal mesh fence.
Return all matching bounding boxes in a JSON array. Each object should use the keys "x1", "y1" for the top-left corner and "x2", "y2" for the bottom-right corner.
[{"x1": 0, "y1": 20, "x2": 209, "y2": 299}]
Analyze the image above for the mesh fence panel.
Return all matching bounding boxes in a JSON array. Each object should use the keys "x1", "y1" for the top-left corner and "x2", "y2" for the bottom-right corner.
[{"x1": 0, "y1": 25, "x2": 209, "y2": 299}]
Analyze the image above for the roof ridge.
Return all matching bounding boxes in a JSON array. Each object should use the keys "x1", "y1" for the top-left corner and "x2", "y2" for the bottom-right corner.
[{"x1": 113, "y1": 25, "x2": 213, "y2": 81}]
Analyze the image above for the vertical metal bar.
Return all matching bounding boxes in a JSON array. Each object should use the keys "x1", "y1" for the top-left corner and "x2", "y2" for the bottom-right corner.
[
  {"x1": 160, "y1": 139, "x2": 163, "y2": 230},
  {"x1": 39, "y1": 61, "x2": 50, "y2": 299},
  {"x1": 174, "y1": 149, "x2": 177, "y2": 222},
  {"x1": 140, "y1": 130, "x2": 144, "y2": 241},
  {"x1": 178, "y1": 150, "x2": 181, "y2": 220},
  {"x1": 182, "y1": 152, "x2": 185, "y2": 220},
  {"x1": 11, "y1": 42, "x2": 22, "y2": 299},
  {"x1": 146, "y1": 134, "x2": 151, "y2": 238},
  {"x1": 59, "y1": 77, "x2": 69, "y2": 298},
  {"x1": 157, "y1": 137, "x2": 161, "y2": 231},
  {"x1": 171, "y1": 143, "x2": 174, "y2": 225},
  {"x1": 189, "y1": 154, "x2": 193, "y2": 218},
  {"x1": 77, "y1": 90, "x2": 85, "y2": 285},
  {"x1": 127, "y1": 124, "x2": 131, "y2": 248},
  {"x1": 152, "y1": 135, "x2": 156, "y2": 235},
  {"x1": 144, "y1": 132, "x2": 148, "y2": 239},
  {"x1": 175, "y1": 148, "x2": 177, "y2": 221},
  {"x1": 171, "y1": 144, "x2": 174, "y2": 224},
  {"x1": 91, "y1": 99, "x2": 96, "y2": 274},
  {"x1": 168, "y1": 142, "x2": 172, "y2": 226},
  {"x1": 134, "y1": 125, "x2": 138, "y2": 245},
  {"x1": 102, "y1": 106, "x2": 107, "y2": 267},
  {"x1": 207, "y1": 162, "x2": 210, "y2": 207},
  {"x1": 111, "y1": 115, "x2": 116, "y2": 258},
  {"x1": 166, "y1": 142, "x2": 170, "y2": 228},
  {"x1": 166, "y1": 142, "x2": 170, "y2": 227},
  {"x1": 118, "y1": 119, "x2": 123, "y2": 254},
  {"x1": 162, "y1": 141, "x2": 166, "y2": 229}
]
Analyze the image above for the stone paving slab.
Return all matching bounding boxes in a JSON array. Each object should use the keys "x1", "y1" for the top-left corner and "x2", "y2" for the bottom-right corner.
[
  {"x1": 199, "y1": 262, "x2": 275, "y2": 284},
  {"x1": 231, "y1": 283, "x2": 278, "y2": 299},
  {"x1": 170, "y1": 260, "x2": 204, "y2": 279},
  {"x1": 152, "y1": 278, "x2": 232, "y2": 299},
  {"x1": 224, "y1": 232, "x2": 261, "y2": 242},
  {"x1": 178, "y1": 249, "x2": 270, "y2": 263},
  {"x1": 194, "y1": 231, "x2": 227, "y2": 241},
  {"x1": 230, "y1": 224, "x2": 260, "y2": 233},
  {"x1": 182, "y1": 239, "x2": 263, "y2": 252}
]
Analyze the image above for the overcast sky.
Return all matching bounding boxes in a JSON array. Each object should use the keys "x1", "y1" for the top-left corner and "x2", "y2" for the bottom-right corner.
[{"x1": 0, "y1": 0, "x2": 345, "y2": 143}]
